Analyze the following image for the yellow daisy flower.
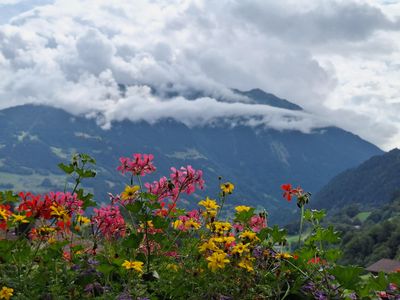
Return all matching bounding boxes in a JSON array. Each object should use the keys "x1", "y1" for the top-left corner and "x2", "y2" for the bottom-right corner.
[
  {"x1": 11, "y1": 214, "x2": 29, "y2": 224},
  {"x1": 235, "y1": 205, "x2": 252, "y2": 213},
  {"x1": 121, "y1": 260, "x2": 144, "y2": 273},
  {"x1": 121, "y1": 185, "x2": 140, "y2": 201},
  {"x1": 0, "y1": 286, "x2": 13, "y2": 300},
  {"x1": 220, "y1": 182, "x2": 234, "y2": 195},
  {"x1": 198, "y1": 197, "x2": 220, "y2": 210},
  {"x1": 206, "y1": 252, "x2": 230, "y2": 272}
]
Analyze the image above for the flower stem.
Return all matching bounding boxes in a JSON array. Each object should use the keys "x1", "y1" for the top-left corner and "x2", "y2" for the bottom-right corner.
[{"x1": 298, "y1": 205, "x2": 304, "y2": 248}]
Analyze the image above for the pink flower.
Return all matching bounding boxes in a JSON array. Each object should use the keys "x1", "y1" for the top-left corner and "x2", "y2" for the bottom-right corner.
[
  {"x1": 233, "y1": 223, "x2": 244, "y2": 233},
  {"x1": 45, "y1": 192, "x2": 84, "y2": 215},
  {"x1": 117, "y1": 153, "x2": 156, "y2": 176},
  {"x1": 92, "y1": 205, "x2": 126, "y2": 239},
  {"x1": 170, "y1": 165, "x2": 204, "y2": 196},
  {"x1": 145, "y1": 176, "x2": 175, "y2": 201},
  {"x1": 250, "y1": 215, "x2": 267, "y2": 232}
]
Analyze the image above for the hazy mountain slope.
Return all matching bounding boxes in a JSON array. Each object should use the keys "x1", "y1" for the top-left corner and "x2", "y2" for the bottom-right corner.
[
  {"x1": 313, "y1": 149, "x2": 400, "y2": 211},
  {"x1": 0, "y1": 93, "x2": 383, "y2": 224}
]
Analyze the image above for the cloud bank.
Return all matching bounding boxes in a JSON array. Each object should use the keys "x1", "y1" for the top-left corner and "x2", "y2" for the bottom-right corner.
[{"x1": 0, "y1": 0, "x2": 399, "y2": 149}]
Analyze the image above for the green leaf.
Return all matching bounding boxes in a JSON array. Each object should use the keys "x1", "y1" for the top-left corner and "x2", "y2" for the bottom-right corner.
[
  {"x1": 0, "y1": 190, "x2": 19, "y2": 204},
  {"x1": 81, "y1": 169, "x2": 97, "y2": 178},
  {"x1": 270, "y1": 225, "x2": 287, "y2": 243},
  {"x1": 122, "y1": 233, "x2": 143, "y2": 249},
  {"x1": 330, "y1": 265, "x2": 363, "y2": 290},
  {"x1": 125, "y1": 201, "x2": 143, "y2": 213},
  {"x1": 97, "y1": 263, "x2": 114, "y2": 275},
  {"x1": 257, "y1": 228, "x2": 270, "y2": 241},
  {"x1": 152, "y1": 216, "x2": 168, "y2": 229},
  {"x1": 58, "y1": 163, "x2": 75, "y2": 174},
  {"x1": 140, "y1": 192, "x2": 158, "y2": 201}
]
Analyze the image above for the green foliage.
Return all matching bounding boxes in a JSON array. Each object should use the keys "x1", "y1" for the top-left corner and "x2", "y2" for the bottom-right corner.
[{"x1": 0, "y1": 152, "x2": 397, "y2": 299}]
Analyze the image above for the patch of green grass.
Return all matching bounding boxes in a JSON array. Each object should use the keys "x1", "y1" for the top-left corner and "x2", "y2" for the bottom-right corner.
[{"x1": 355, "y1": 211, "x2": 371, "y2": 222}]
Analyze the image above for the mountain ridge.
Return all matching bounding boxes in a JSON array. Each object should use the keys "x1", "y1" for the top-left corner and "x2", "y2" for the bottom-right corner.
[{"x1": 0, "y1": 89, "x2": 383, "y2": 224}]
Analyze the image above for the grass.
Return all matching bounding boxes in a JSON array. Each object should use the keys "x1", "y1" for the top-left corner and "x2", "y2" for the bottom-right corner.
[{"x1": 355, "y1": 211, "x2": 371, "y2": 222}]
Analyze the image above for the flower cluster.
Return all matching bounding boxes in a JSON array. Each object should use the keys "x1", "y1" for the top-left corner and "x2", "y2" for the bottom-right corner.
[
  {"x1": 117, "y1": 153, "x2": 156, "y2": 176},
  {"x1": 92, "y1": 205, "x2": 126, "y2": 239}
]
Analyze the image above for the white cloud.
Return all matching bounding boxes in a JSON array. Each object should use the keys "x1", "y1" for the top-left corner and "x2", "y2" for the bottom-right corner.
[{"x1": 0, "y1": 0, "x2": 399, "y2": 150}]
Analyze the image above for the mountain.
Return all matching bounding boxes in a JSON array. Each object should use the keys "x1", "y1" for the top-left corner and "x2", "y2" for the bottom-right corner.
[
  {"x1": 328, "y1": 197, "x2": 400, "y2": 266},
  {"x1": 0, "y1": 90, "x2": 383, "y2": 224},
  {"x1": 313, "y1": 149, "x2": 400, "y2": 211},
  {"x1": 233, "y1": 88, "x2": 303, "y2": 110}
]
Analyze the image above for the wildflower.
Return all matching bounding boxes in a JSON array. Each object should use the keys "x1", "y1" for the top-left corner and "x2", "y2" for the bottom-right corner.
[
  {"x1": 275, "y1": 252, "x2": 293, "y2": 259},
  {"x1": 235, "y1": 205, "x2": 251, "y2": 213},
  {"x1": 222, "y1": 236, "x2": 236, "y2": 244},
  {"x1": 170, "y1": 165, "x2": 204, "y2": 195},
  {"x1": 232, "y1": 243, "x2": 250, "y2": 255},
  {"x1": 122, "y1": 260, "x2": 144, "y2": 273},
  {"x1": 0, "y1": 205, "x2": 11, "y2": 221},
  {"x1": 199, "y1": 197, "x2": 220, "y2": 210},
  {"x1": 281, "y1": 184, "x2": 293, "y2": 201},
  {"x1": 172, "y1": 219, "x2": 183, "y2": 230},
  {"x1": 307, "y1": 257, "x2": 327, "y2": 265},
  {"x1": 11, "y1": 214, "x2": 29, "y2": 224},
  {"x1": 250, "y1": 214, "x2": 267, "y2": 232},
  {"x1": 206, "y1": 252, "x2": 230, "y2": 272},
  {"x1": 120, "y1": 185, "x2": 140, "y2": 201},
  {"x1": 220, "y1": 182, "x2": 234, "y2": 195},
  {"x1": 239, "y1": 230, "x2": 259, "y2": 242},
  {"x1": 93, "y1": 205, "x2": 126, "y2": 239},
  {"x1": 184, "y1": 219, "x2": 201, "y2": 230},
  {"x1": 238, "y1": 257, "x2": 255, "y2": 272},
  {"x1": 76, "y1": 215, "x2": 90, "y2": 224},
  {"x1": 202, "y1": 209, "x2": 217, "y2": 219},
  {"x1": 199, "y1": 240, "x2": 219, "y2": 253},
  {"x1": 117, "y1": 154, "x2": 156, "y2": 176},
  {"x1": 166, "y1": 263, "x2": 179, "y2": 272},
  {"x1": 50, "y1": 204, "x2": 70, "y2": 223},
  {"x1": 210, "y1": 221, "x2": 231, "y2": 233},
  {"x1": 0, "y1": 286, "x2": 13, "y2": 300}
]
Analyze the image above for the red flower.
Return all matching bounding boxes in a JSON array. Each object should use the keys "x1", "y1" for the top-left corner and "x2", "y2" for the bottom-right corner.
[{"x1": 281, "y1": 184, "x2": 293, "y2": 201}]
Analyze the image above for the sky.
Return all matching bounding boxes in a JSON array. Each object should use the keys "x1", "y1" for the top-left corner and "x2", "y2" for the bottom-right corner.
[{"x1": 0, "y1": 0, "x2": 399, "y2": 150}]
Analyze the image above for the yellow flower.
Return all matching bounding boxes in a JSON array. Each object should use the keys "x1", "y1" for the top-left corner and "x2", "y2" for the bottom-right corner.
[
  {"x1": 121, "y1": 260, "x2": 144, "y2": 273},
  {"x1": 202, "y1": 209, "x2": 217, "y2": 218},
  {"x1": 222, "y1": 236, "x2": 236, "y2": 244},
  {"x1": 275, "y1": 253, "x2": 293, "y2": 259},
  {"x1": 11, "y1": 214, "x2": 29, "y2": 224},
  {"x1": 184, "y1": 219, "x2": 201, "y2": 230},
  {"x1": 198, "y1": 240, "x2": 219, "y2": 253},
  {"x1": 231, "y1": 243, "x2": 250, "y2": 255},
  {"x1": 167, "y1": 263, "x2": 179, "y2": 272},
  {"x1": 220, "y1": 182, "x2": 234, "y2": 195},
  {"x1": 238, "y1": 257, "x2": 255, "y2": 272},
  {"x1": 198, "y1": 197, "x2": 220, "y2": 210},
  {"x1": 140, "y1": 220, "x2": 154, "y2": 229},
  {"x1": 37, "y1": 226, "x2": 56, "y2": 236},
  {"x1": 206, "y1": 252, "x2": 230, "y2": 272},
  {"x1": 210, "y1": 237, "x2": 224, "y2": 244},
  {"x1": 121, "y1": 185, "x2": 140, "y2": 201},
  {"x1": 0, "y1": 207, "x2": 11, "y2": 221},
  {"x1": 239, "y1": 231, "x2": 259, "y2": 242},
  {"x1": 0, "y1": 286, "x2": 13, "y2": 300},
  {"x1": 47, "y1": 237, "x2": 57, "y2": 244},
  {"x1": 76, "y1": 215, "x2": 90, "y2": 224},
  {"x1": 50, "y1": 204, "x2": 70, "y2": 222},
  {"x1": 210, "y1": 221, "x2": 231, "y2": 233},
  {"x1": 235, "y1": 205, "x2": 251, "y2": 213},
  {"x1": 172, "y1": 219, "x2": 183, "y2": 229}
]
